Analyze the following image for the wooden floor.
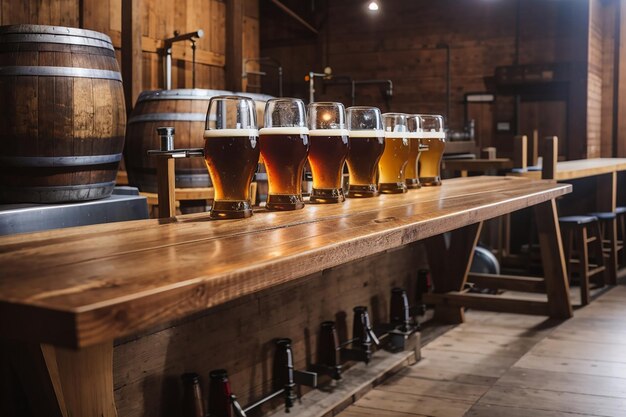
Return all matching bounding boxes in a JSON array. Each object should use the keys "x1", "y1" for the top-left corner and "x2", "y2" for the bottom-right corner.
[{"x1": 338, "y1": 285, "x2": 626, "y2": 417}]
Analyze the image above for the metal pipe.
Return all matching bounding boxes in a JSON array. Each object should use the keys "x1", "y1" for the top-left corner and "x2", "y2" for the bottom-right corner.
[
  {"x1": 162, "y1": 30, "x2": 204, "y2": 90},
  {"x1": 243, "y1": 388, "x2": 285, "y2": 413},
  {"x1": 308, "y1": 71, "x2": 326, "y2": 103}
]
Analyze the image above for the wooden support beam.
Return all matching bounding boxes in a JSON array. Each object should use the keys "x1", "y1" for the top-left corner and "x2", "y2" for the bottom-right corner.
[
  {"x1": 1, "y1": 341, "x2": 117, "y2": 417},
  {"x1": 156, "y1": 158, "x2": 176, "y2": 218},
  {"x1": 422, "y1": 292, "x2": 551, "y2": 316},
  {"x1": 425, "y1": 222, "x2": 483, "y2": 323},
  {"x1": 616, "y1": 0, "x2": 626, "y2": 157},
  {"x1": 542, "y1": 136, "x2": 558, "y2": 180},
  {"x1": 467, "y1": 273, "x2": 546, "y2": 293},
  {"x1": 534, "y1": 199, "x2": 574, "y2": 319},
  {"x1": 122, "y1": 0, "x2": 142, "y2": 114},
  {"x1": 225, "y1": 0, "x2": 243, "y2": 92},
  {"x1": 528, "y1": 129, "x2": 539, "y2": 166}
]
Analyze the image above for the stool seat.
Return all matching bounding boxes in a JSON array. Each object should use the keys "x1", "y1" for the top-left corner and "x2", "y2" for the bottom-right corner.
[
  {"x1": 615, "y1": 206, "x2": 626, "y2": 214},
  {"x1": 589, "y1": 212, "x2": 617, "y2": 220},
  {"x1": 559, "y1": 215, "x2": 598, "y2": 225}
]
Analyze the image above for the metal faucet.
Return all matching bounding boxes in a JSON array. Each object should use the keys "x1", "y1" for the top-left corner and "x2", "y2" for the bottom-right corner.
[
  {"x1": 241, "y1": 339, "x2": 317, "y2": 414},
  {"x1": 162, "y1": 30, "x2": 204, "y2": 90},
  {"x1": 341, "y1": 306, "x2": 380, "y2": 364}
]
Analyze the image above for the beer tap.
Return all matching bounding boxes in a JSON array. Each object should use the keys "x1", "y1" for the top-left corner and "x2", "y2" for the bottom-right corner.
[
  {"x1": 240, "y1": 339, "x2": 317, "y2": 414},
  {"x1": 341, "y1": 306, "x2": 380, "y2": 364},
  {"x1": 148, "y1": 126, "x2": 204, "y2": 218},
  {"x1": 383, "y1": 288, "x2": 419, "y2": 352},
  {"x1": 310, "y1": 321, "x2": 343, "y2": 380}
]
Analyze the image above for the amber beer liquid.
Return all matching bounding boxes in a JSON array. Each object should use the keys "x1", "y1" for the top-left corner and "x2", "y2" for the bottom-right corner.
[
  {"x1": 204, "y1": 128, "x2": 260, "y2": 218},
  {"x1": 378, "y1": 132, "x2": 409, "y2": 194},
  {"x1": 308, "y1": 129, "x2": 350, "y2": 203},
  {"x1": 418, "y1": 132, "x2": 446, "y2": 186},
  {"x1": 346, "y1": 130, "x2": 385, "y2": 198},
  {"x1": 259, "y1": 127, "x2": 309, "y2": 210},
  {"x1": 405, "y1": 133, "x2": 422, "y2": 189}
]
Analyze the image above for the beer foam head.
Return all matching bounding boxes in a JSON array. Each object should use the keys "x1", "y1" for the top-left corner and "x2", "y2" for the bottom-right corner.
[
  {"x1": 204, "y1": 128, "x2": 259, "y2": 138},
  {"x1": 417, "y1": 131, "x2": 446, "y2": 139},
  {"x1": 308, "y1": 128, "x2": 350, "y2": 137},
  {"x1": 384, "y1": 131, "x2": 409, "y2": 139},
  {"x1": 258, "y1": 126, "x2": 309, "y2": 135},
  {"x1": 349, "y1": 129, "x2": 384, "y2": 138}
]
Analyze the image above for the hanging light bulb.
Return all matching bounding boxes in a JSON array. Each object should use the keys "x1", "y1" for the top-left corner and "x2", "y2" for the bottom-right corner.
[{"x1": 368, "y1": 1, "x2": 379, "y2": 12}]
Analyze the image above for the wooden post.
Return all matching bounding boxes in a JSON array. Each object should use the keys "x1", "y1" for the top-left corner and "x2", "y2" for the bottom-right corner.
[
  {"x1": 122, "y1": 0, "x2": 143, "y2": 114},
  {"x1": 481, "y1": 147, "x2": 497, "y2": 160},
  {"x1": 2, "y1": 341, "x2": 117, "y2": 417},
  {"x1": 157, "y1": 158, "x2": 176, "y2": 218},
  {"x1": 226, "y1": 0, "x2": 243, "y2": 92},
  {"x1": 528, "y1": 129, "x2": 539, "y2": 166},
  {"x1": 542, "y1": 136, "x2": 558, "y2": 180},
  {"x1": 425, "y1": 222, "x2": 483, "y2": 324},
  {"x1": 533, "y1": 199, "x2": 573, "y2": 319},
  {"x1": 513, "y1": 135, "x2": 527, "y2": 170}
]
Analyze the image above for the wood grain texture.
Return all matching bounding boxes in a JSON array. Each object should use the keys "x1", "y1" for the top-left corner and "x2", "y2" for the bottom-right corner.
[
  {"x1": 0, "y1": 27, "x2": 126, "y2": 203},
  {"x1": 0, "y1": 177, "x2": 570, "y2": 348}
]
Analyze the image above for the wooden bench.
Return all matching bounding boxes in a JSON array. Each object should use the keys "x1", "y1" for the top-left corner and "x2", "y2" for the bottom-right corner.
[{"x1": 0, "y1": 176, "x2": 572, "y2": 417}]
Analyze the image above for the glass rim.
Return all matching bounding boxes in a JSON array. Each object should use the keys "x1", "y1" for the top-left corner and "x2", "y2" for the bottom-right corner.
[
  {"x1": 346, "y1": 105, "x2": 381, "y2": 110},
  {"x1": 208, "y1": 94, "x2": 253, "y2": 101},
  {"x1": 308, "y1": 101, "x2": 345, "y2": 107}
]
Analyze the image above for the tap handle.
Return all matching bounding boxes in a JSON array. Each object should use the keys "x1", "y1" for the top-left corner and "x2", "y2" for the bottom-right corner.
[
  {"x1": 230, "y1": 394, "x2": 247, "y2": 417},
  {"x1": 353, "y1": 306, "x2": 380, "y2": 346},
  {"x1": 390, "y1": 288, "x2": 411, "y2": 332}
]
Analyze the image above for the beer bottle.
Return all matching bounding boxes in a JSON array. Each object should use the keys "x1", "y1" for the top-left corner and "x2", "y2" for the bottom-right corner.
[{"x1": 182, "y1": 372, "x2": 205, "y2": 417}]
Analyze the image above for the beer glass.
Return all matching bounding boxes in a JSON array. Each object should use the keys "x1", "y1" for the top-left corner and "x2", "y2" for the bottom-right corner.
[
  {"x1": 405, "y1": 114, "x2": 423, "y2": 189},
  {"x1": 345, "y1": 106, "x2": 385, "y2": 198},
  {"x1": 307, "y1": 102, "x2": 350, "y2": 203},
  {"x1": 259, "y1": 98, "x2": 309, "y2": 210},
  {"x1": 417, "y1": 114, "x2": 446, "y2": 186},
  {"x1": 204, "y1": 95, "x2": 260, "y2": 219},
  {"x1": 378, "y1": 113, "x2": 409, "y2": 194}
]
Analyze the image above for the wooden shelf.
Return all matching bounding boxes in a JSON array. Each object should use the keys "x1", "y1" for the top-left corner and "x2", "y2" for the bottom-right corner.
[{"x1": 0, "y1": 176, "x2": 571, "y2": 348}]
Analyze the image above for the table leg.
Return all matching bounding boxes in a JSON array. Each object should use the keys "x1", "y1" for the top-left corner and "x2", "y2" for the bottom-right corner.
[
  {"x1": 425, "y1": 222, "x2": 483, "y2": 324},
  {"x1": 533, "y1": 199, "x2": 573, "y2": 319},
  {"x1": 1, "y1": 340, "x2": 118, "y2": 417}
]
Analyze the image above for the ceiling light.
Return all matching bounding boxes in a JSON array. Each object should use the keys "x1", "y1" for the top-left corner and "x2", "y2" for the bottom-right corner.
[{"x1": 368, "y1": 1, "x2": 379, "y2": 12}]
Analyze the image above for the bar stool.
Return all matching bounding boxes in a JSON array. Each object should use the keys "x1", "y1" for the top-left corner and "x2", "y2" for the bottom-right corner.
[
  {"x1": 559, "y1": 215, "x2": 606, "y2": 305},
  {"x1": 588, "y1": 212, "x2": 621, "y2": 285}
]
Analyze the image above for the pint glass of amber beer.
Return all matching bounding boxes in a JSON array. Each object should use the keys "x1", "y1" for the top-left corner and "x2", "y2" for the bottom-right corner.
[
  {"x1": 307, "y1": 102, "x2": 350, "y2": 203},
  {"x1": 417, "y1": 114, "x2": 446, "y2": 186},
  {"x1": 345, "y1": 106, "x2": 385, "y2": 198},
  {"x1": 405, "y1": 114, "x2": 423, "y2": 189},
  {"x1": 378, "y1": 113, "x2": 410, "y2": 194},
  {"x1": 204, "y1": 96, "x2": 260, "y2": 219},
  {"x1": 259, "y1": 98, "x2": 309, "y2": 210}
]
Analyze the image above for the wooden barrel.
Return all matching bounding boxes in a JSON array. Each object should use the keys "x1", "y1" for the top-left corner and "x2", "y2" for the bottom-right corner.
[
  {"x1": 0, "y1": 24, "x2": 126, "y2": 203},
  {"x1": 125, "y1": 89, "x2": 271, "y2": 193}
]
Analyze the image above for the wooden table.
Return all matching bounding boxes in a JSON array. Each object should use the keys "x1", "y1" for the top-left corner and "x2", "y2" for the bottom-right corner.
[
  {"x1": 0, "y1": 176, "x2": 572, "y2": 417},
  {"x1": 443, "y1": 158, "x2": 514, "y2": 177},
  {"x1": 508, "y1": 158, "x2": 626, "y2": 283}
]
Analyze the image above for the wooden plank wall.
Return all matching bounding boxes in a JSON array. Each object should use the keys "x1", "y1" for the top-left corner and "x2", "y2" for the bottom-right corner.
[
  {"x1": 0, "y1": 0, "x2": 79, "y2": 26},
  {"x1": 261, "y1": 0, "x2": 618, "y2": 159},
  {"x1": 113, "y1": 244, "x2": 428, "y2": 417},
  {"x1": 2, "y1": 0, "x2": 260, "y2": 108}
]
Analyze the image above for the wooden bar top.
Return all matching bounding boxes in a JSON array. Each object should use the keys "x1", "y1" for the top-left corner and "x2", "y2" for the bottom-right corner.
[
  {"x1": 0, "y1": 177, "x2": 571, "y2": 348},
  {"x1": 507, "y1": 157, "x2": 626, "y2": 180}
]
